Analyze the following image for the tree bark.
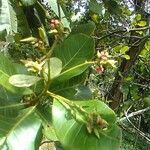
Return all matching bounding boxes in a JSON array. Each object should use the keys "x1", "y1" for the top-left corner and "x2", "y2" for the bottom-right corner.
[{"x1": 107, "y1": 0, "x2": 149, "y2": 110}]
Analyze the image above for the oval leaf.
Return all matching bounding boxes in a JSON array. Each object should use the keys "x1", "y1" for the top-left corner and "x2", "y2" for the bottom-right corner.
[
  {"x1": 53, "y1": 61, "x2": 93, "y2": 82},
  {"x1": 52, "y1": 100, "x2": 122, "y2": 150},
  {"x1": 9, "y1": 74, "x2": 41, "y2": 87},
  {"x1": 0, "y1": 107, "x2": 42, "y2": 150},
  {"x1": 54, "y1": 34, "x2": 94, "y2": 71},
  {"x1": 44, "y1": 57, "x2": 62, "y2": 79},
  {"x1": 0, "y1": 54, "x2": 32, "y2": 95}
]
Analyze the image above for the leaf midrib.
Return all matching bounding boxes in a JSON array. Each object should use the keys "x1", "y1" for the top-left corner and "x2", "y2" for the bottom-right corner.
[
  {"x1": 5, "y1": 107, "x2": 36, "y2": 139},
  {"x1": 62, "y1": 39, "x2": 89, "y2": 70},
  {"x1": 56, "y1": 61, "x2": 93, "y2": 79}
]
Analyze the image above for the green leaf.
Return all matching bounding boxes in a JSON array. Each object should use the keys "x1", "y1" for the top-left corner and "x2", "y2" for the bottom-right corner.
[
  {"x1": 74, "y1": 85, "x2": 92, "y2": 100},
  {"x1": 144, "y1": 96, "x2": 150, "y2": 106},
  {"x1": 52, "y1": 100, "x2": 122, "y2": 150},
  {"x1": 120, "y1": 46, "x2": 129, "y2": 54},
  {"x1": 50, "y1": 74, "x2": 86, "y2": 99},
  {"x1": 20, "y1": 0, "x2": 37, "y2": 6},
  {"x1": 9, "y1": 74, "x2": 41, "y2": 87},
  {"x1": 0, "y1": 54, "x2": 32, "y2": 95},
  {"x1": 89, "y1": 0, "x2": 103, "y2": 15},
  {"x1": 54, "y1": 34, "x2": 94, "y2": 71},
  {"x1": 71, "y1": 21, "x2": 96, "y2": 35},
  {"x1": 0, "y1": 86, "x2": 22, "y2": 102},
  {"x1": 0, "y1": 0, "x2": 17, "y2": 40},
  {"x1": 113, "y1": 45, "x2": 129, "y2": 54},
  {"x1": 137, "y1": 21, "x2": 147, "y2": 27},
  {"x1": 104, "y1": 0, "x2": 122, "y2": 15},
  {"x1": 0, "y1": 107, "x2": 42, "y2": 150},
  {"x1": 53, "y1": 61, "x2": 93, "y2": 82},
  {"x1": 35, "y1": 2, "x2": 47, "y2": 26},
  {"x1": 44, "y1": 57, "x2": 62, "y2": 79},
  {"x1": 135, "y1": 14, "x2": 141, "y2": 21},
  {"x1": 0, "y1": 85, "x2": 25, "y2": 117},
  {"x1": 122, "y1": 54, "x2": 130, "y2": 60},
  {"x1": 36, "y1": 101, "x2": 59, "y2": 141},
  {"x1": 0, "y1": 0, "x2": 31, "y2": 41},
  {"x1": 52, "y1": 34, "x2": 94, "y2": 82},
  {"x1": 43, "y1": 125, "x2": 58, "y2": 141}
]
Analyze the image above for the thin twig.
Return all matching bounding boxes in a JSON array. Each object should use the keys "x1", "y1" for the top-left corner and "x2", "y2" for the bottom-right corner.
[
  {"x1": 40, "y1": 38, "x2": 58, "y2": 62},
  {"x1": 120, "y1": 107, "x2": 150, "y2": 122},
  {"x1": 133, "y1": 115, "x2": 141, "y2": 149},
  {"x1": 93, "y1": 26, "x2": 150, "y2": 41},
  {"x1": 122, "y1": 106, "x2": 150, "y2": 142}
]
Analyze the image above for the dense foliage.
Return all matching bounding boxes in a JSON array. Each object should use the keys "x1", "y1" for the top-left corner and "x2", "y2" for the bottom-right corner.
[{"x1": 0, "y1": 0, "x2": 149, "y2": 149}]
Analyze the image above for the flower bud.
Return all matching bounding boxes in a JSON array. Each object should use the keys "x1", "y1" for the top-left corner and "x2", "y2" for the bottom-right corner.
[
  {"x1": 50, "y1": 19, "x2": 60, "y2": 29},
  {"x1": 95, "y1": 65, "x2": 104, "y2": 74}
]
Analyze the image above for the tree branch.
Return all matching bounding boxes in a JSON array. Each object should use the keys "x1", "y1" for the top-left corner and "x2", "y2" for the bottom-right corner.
[{"x1": 120, "y1": 107, "x2": 150, "y2": 122}]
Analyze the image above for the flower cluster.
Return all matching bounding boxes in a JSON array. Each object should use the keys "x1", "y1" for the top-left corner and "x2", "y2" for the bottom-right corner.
[
  {"x1": 94, "y1": 50, "x2": 117, "y2": 74},
  {"x1": 49, "y1": 19, "x2": 60, "y2": 29}
]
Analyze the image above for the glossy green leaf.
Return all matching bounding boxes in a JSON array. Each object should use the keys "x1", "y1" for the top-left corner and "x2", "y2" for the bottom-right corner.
[
  {"x1": 52, "y1": 100, "x2": 122, "y2": 150},
  {"x1": 0, "y1": 0, "x2": 30, "y2": 40},
  {"x1": 36, "y1": 101, "x2": 58, "y2": 141},
  {"x1": 54, "y1": 34, "x2": 94, "y2": 71},
  {"x1": 0, "y1": 86, "x2": 22, "y2": 102},
  {"x1": 0, "y1": 54, "x2": 32, "y2": 94},
  {"x1": 44, "y1": 57, "x2": 62, "y2": 79},
  {"x1": 0, "y1": 107, "x2": 42, "y2": 150},
  {"x1": 43, "y1": 125, "x2": 58, "y2": 141},
  {"x1": 50, "y1": 74, "x2": 86, "y2": 99},
  {"x1": 52, "y1": 34, "x2": 94, "y2": 82},
  {"x1": 0, "y1": 97, "x2": 24, "y2": 113},
  {"x1": 20, "y1": 0, "x2": 37, "y2": 6},
  {"x1": 9, "y1": 74, "x2": 41, "y2": 87},
  {"x1": 71, "y1": 21, "x2": 96, "y2": 35},
  {"x1": 54, "y1": 61, "x2": 93, "y2": 82}
]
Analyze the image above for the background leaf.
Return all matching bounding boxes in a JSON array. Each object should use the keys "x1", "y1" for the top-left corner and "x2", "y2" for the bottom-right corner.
[
  {"x1": 71, "y1": 21, "x2": 96, "y2": 35},
  {"x1": 89, "y1": 0, "x2": 103, "y2": 15},
  {"x1": 20, "y1": 0, "x2": 37, "y2": 6}
]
